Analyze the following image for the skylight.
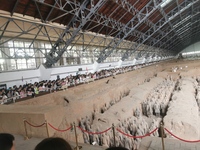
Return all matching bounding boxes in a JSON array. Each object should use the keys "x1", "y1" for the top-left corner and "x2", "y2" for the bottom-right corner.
[
  {"x1": 161, "y1": 0, "x2": 173, "y2": 8},
  {"x1": 182, "y1": 51, "x2": 200, "y2": 56},
  {"x1": 176, "y1": 22, "x2": 191, "y2": 33},
  {"x1": 173, "y1": 15, "x2": 191, "y2": 28}
]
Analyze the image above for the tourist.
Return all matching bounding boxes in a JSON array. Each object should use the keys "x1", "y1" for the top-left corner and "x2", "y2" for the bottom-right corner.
[
  {"x1": 34, "y1": 137, "x2": 73, "y2": 150},
  {"x1": 0, "y1": 64, "x2": 149, "y2": 104},
  {"x1": 1, "y1": 93, "x2": 8, "y2": 104},
  {"x1": 0, "y1": 133, "x2": 15, "y2": 150}
]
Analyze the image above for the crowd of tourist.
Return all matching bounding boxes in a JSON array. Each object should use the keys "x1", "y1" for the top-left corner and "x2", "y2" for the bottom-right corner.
[{"x1": 0, "y1": 63, "x2": 155, "y2": 105}]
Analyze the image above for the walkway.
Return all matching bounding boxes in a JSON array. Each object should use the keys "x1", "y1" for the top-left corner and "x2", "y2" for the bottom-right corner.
[{"x1": 139, "y1": 136, "x2": 200, "y2": 150}]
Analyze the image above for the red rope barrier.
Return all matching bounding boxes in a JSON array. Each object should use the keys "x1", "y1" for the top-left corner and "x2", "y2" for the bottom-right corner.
[
  {"x1": 116, "y1": 128, "x2": 158, "y2": 138},
  {"x1": 25, "y1": 120, "x2": 46, "y2": 128},
  {"x1": 48, "y1": 123, "x2": 72, "y2": 132},
  {"x1": 164, "y1": 128, "x2": 200, "y2": 143},
  {"x1": 77, "y1": 126, "x2": 112, "y2": 134}
]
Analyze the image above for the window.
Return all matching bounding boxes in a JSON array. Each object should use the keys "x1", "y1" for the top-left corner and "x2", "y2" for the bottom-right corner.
[
  {"x1": 10, "y1": 59, "x2": 17, "y2": 70},
  {"x1": 7, "y1": 40, "x2": 36, "y2": 70},
  {"x1": 27, "y1": 59, "x2": 36, "y2": 68},
  {"x1": 161, "y1": 0, "x2": 172, "y2": 8},
  {"x1": 16, "y1": 59, "x2": 27, "y2": 69},
  {"x1": 0, "y1": 49, "x2": 2, "y2": 58}
]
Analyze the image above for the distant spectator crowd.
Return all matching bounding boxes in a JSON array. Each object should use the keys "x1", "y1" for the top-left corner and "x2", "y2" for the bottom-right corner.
[{"x1": 0, "y1": 63, "x2": 155, "y2": 105}]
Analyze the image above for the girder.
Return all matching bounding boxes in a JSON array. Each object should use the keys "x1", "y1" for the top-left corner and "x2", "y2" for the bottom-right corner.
[
  {"x1": 36, "y1": 0, "x2": 78, "y2": 16},
  {"x1": 85, "y1": 11, "x2": 160, "y2": 45},
  {"x1": 145, "y1": 6, "x2": 200, "y2": 53},
  {"x1": 97, "y1": 0, "x2": 156, "y2": 63},
  {"x1": 86, "y1": 12, "x2": 125, "y2": 34},
  {"x1": 11, "y1": 0, "x2": 19, "y2": 16},
  {"x1": 159, "y1": 6, "x2": 200, "y2": 51},
  {"x1": 0, "y1": 19, "x2": 10, "y2": 41},
  {"x1": 121, "y1": 0, "x2": 199, "y2": 61},
  {"x1": 0, "y1": 13, "x2": 67, "y2": 46},
  {"x1": 44, "y1": 0, "x2": 106, "y2": 67},
  {"x1": 157, "y1": 12, "x2": 193, "y2": 42},
  {"x1": 0, "y1": 23, "x2": 40, "y2": 46},
  {"x1": 0, "y1": 14, "x2": 136, "y2": 59},
  {"x1": 99, "y1": 0, "x2": 178, "y2": 62},
  {"x1": 114, "y1": 0, "x2": 174, "y2": 56},
  {"x1": 157, "y1": 3, "x2": 182, "y2": 44},
  {"x1": 168, "y1": 21, "x2": 200, "y2": 52}
]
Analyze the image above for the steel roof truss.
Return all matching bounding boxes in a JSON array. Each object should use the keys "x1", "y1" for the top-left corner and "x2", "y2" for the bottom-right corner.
[
  {"x1": 11, "y1": 0, "x2": 19, "y2": 16},
  {"x1": 0, "y1": 22, "x2": 40, "y2": 46},
  {"x1": 0, "y1": 19, "x2": 10, "y2": 41},
  {"x1": 97, "y1": 0, "x2": 156, "y2": 63},
  {"x1": 121, "y1": 0, "x2": 198, "y2": 60},
  {"x1": 44, "y1": 0, "x2": 106, "y2": 67}
]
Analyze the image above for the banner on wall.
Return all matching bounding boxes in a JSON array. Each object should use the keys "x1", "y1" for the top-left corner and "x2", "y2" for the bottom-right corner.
[{"x1": 0, "y1": 84, "x2": 7, "y2": 90}]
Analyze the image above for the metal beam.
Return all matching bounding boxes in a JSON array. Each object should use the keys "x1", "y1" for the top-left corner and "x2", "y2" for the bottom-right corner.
[
  {"x1": 0, "y1": 19, "x2": 10, "y2": 41},
  {"x1": 167, "y1": 21, "x2": 200, "y2": 52},
  {"x1": 34, "y1": 0, "x2": 44, "y2": 22},
  {"x1": 84, "y1": 10, "x2": 160, "y2": 45},
  {"x1": 35, "y1": 0, "x2": 79, "y2": 21},
  {"x1": 29, "y1": 0, "x2": 54, "y2": 47},
  {"x1": 144, "y1": 5, "x2": 200, "y2": 53},
  {"x1": 0, "y1": 23, "x2": 40, "y2": 45},
  {"x1": 97, "y1": 0, "x2": 156, "y2": 63},
  {"x1": 11, "y1": 0, "x2": 19, "y2": 16},
  {"x1": 22, "y1": 0, "x2": 32, "y2": 16},
  {"x1": 157, "y1": 2, "x2": 181, "y2": 44},
  {"x1": 147, "y1": 2, "x2": 197, "y2": 47},
  {"x1": 29, "y1": 25, "x2": 43, "y2": 48},
  {"x1": 0, "y1": 14, "x2": 135, "y2": 52},
  {"x1": 44, "y1": 0, "x2": 106, "y2": 67},
  {"x1": 161, "y1": 9, "x2": 200, "y2": 50},
  {"x1": 97, "y1": 0, "x2": 179, "y2": 61},
  {"x1": 45, "y1": 1, "x2": 57, "y2": 21},
  {"x1": 121, "y1": 0, "x2": 198, "y2": 61}
]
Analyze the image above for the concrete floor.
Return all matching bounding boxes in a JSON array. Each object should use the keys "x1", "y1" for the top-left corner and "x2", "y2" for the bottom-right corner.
[{"x1": 139, "y1": 136, "x2": 200, "y2": 150}]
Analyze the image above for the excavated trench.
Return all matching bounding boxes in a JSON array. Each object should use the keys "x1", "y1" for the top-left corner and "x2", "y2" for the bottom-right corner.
[
  {"x1": 75, "y1": 77, "x2": 178, "y2": 149},
  {"x1": 13, "y1": 61, "x2": 200, "y2": 149},
  {"x1": 163, "y1": 77, "x2": 200, "y2": 140}
]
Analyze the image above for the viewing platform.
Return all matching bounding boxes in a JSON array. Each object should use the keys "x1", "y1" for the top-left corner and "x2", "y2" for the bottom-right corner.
[{"x1": 140, "y1": 136, "x2": 200, "y2": 150}]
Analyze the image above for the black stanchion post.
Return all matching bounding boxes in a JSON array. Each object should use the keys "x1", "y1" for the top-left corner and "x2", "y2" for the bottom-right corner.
[
  {"x1": 160, "y1": 122, "x2": 165, "y2": 150},
  {"x1": 112, "y1": 123, "x2": 116, "y2": 147},
  {"x1": 23, "y1": 118, "x2": 29, "y2": 140},
  {"x1": 45, "y1": 120, "x2": 50, "y2": 138},
  {"x1": 73, "y1": 122, "x2": 82, "y2": 150}
]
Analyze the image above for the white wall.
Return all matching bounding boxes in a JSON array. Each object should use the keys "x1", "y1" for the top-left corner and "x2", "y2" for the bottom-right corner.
[
  {"x1": 0, "y1": 58, "x2": 169, "y2": 88},
  {"x1": 180, "y1": 41, "x2": 200, "y2": 58},
  {"x1": 136, "y1": 58, "x2": 146, "y2": 64},
  {"x1": 181, "y1": 41, "x2": 200, "y2": 53},
  {"x1": 50, "y1": 64, "x2": 93, "y2": 80},
  {"x1": 0, "y1": 62, "x2": 120, "y2": 88},
  {"x1": 98, "y1": 61, "x2": 118, "y2": 71},
  {"x1": 121, "y1": 60, "x2": 135, "y2": 67},
  {"x1": 0, "y1": 64, "x2": 94, "y2": 87},
  {"x1": 0, "y1": 69, "x2": 40, "y2": 88}
]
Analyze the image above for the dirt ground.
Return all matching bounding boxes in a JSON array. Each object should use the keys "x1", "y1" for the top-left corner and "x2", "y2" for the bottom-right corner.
[{"x1": 2, "y1": 59, "x2": 200, "y2": 149}]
